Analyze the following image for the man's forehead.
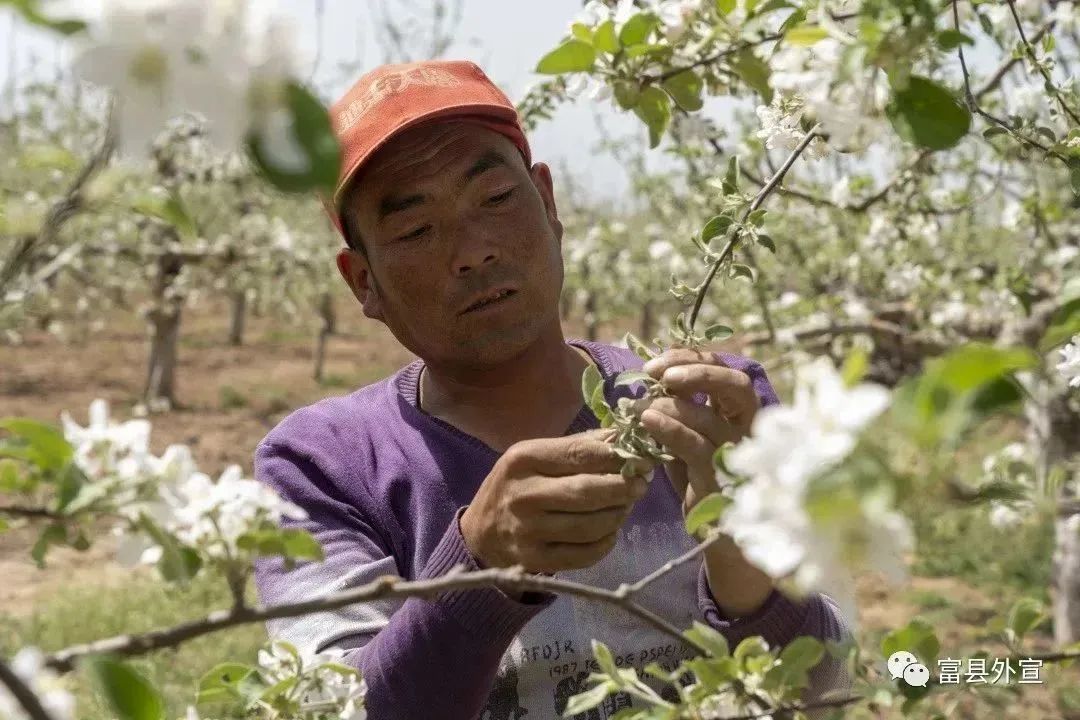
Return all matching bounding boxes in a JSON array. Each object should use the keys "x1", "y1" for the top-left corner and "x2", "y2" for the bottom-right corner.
[{"x1": 351, "y1": 123, "x2": 521, "y2": 204}]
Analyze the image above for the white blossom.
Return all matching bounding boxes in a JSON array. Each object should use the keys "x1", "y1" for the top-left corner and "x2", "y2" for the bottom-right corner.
[
  {"x1": 257, "y1": 642, "x2": 367, "y2": 720},
  {"x1": 0, "y1": 648, "x2": 75, "y2": 720},
  {"x1": 71, "y1": 0, "x2": 299, "y2": 158},
  {"x1": 720, "y1": 357, "x2": 904, "y2": 616},
  {"x1": 1058, "y1": 335, "x2": 1080, "y2": 388}
]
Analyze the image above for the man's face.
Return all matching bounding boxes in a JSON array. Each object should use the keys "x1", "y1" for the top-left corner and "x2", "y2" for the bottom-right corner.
[{"x1": 336, "y1": 122, "x2": 565, "y2": 369}]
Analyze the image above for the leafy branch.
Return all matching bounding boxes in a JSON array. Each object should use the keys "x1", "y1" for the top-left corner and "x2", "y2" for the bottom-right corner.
[{"x1": 687, "y1": 124, "x2": 822, "y2": 331}]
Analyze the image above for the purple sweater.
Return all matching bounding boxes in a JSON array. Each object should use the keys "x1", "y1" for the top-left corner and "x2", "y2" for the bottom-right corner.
[{"x1": 253, "y1": 339, "x2": 851, "y2": 719}]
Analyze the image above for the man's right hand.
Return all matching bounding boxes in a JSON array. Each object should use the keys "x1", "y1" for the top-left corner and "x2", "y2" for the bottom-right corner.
[{"x1": 460, "y1": 429, "x2": 649, "y2": 574}]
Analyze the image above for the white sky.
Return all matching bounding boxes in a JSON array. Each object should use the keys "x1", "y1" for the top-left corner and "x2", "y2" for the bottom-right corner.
[{"x1": 0, "y1": 0, "x2": 663, "y2": 205}]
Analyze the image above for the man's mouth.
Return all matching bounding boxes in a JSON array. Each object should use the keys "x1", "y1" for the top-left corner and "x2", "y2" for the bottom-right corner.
[{"x1": 462, "y1": 288, "x2": 517, "y2": 314}]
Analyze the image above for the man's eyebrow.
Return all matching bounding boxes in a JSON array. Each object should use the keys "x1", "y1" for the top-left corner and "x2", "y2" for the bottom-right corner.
[
  {"x1": 377, "y1": 193, "x2": 425, "y2": 222},
  {"x1": 463, "y1": 150, "x2": 510, "y2": 182},
  {"x1": 376, "y1": 150, "x2": 511, "y2": 223}
]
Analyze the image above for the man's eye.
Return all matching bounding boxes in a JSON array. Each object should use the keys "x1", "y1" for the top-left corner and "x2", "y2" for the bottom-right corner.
[
  {"x1": 487, "y1": 188, "x2": 514, "y2": 205},
  {"x1": 397, "y1": 225, "x2": 430, "y2": 241}
]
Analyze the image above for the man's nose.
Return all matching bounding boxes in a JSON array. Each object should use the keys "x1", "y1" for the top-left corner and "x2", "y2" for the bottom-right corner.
[{"x1": 450, "y1": 227, "x2": 499, "y2": 276}]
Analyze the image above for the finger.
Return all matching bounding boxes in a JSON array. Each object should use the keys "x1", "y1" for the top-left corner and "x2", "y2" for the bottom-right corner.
[
  {"x1": 508, "y1": 430, "x2": 623, "y2": 476},
  {"x1": 657, "y1": 364, "x2": 757, "y2": 420},
  {"x1": 640, "y1": 408, "x2": 717, "y2": 498},
  {"x1": 531, "y1": 504, "x2": 634, "y2": 543},
  {"x1": 525, "y1": 472, "x2": 648, "y2": 512},
  {"x1": 642, "y1": 347, "x2": 720, "y2": 380},
  {"x1": 638, "y1": 396, "x2": 742, "y2": 446}
]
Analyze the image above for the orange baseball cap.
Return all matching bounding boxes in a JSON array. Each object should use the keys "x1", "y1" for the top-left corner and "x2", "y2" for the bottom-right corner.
[{"x1": 323, "y1": 60, "x2": 532, "y2": 238}]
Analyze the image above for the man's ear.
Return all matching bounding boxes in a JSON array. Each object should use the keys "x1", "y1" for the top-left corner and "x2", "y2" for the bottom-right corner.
[
  {"x1": 529, "y1": 161, "x2": 564, "y2": 243},
  {"x1": 336, "y1": 248, "x2": 384, "y2": 321}
]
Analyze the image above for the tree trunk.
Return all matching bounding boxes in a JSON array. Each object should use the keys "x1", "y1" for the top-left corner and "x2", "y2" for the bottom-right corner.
[
  {"x1": 312, "y1": 293, "x2": 335, "y2": 382},
  {"x1": 318, "y1": 291, "x2": 336, "y2": 335},
  {"x1": 560, "y1": 289, "x2": 573, "y2": 323},
  {"x1": 584, "y1": 290, "x2": 598, "y2": 342},
  {"x1": 143, "y1": 251, "x2": 183, "y2": 411},
  {"x1": 228, "y1": 290, "x2": 246, "y2": 346},
  {"x1": 1023, "y1": 378, "x2": 1080, "y2": 646},
  {"x1": 639, "y1": 300, "x2": 653, "y2": 343}
]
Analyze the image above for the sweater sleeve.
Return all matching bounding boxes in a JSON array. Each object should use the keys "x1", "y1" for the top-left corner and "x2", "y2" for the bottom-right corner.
[
  {"x1": 252, "y1": 441, "x2": 555, "y2": 720},
  {"x1": 697, "y1": 565, "x2": 853, "y2": 701}
]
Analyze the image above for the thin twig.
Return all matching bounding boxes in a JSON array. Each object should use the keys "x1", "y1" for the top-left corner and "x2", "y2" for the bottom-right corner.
[
  {"x1": 0, "y1": 96, "x2": 116, "y2": 295},
  {"x1": 0, "y1": 657, "x2": 57, "y2": 720},
  {"x1": 623, "y1": 529, "x2": 725, "y2": 596},
  {"x1": 688, "y1": 124, "x2": 822, "y2": 330},
  {"x1": 0, "y1": 505, "x2": 64, "y2": 520},
  {"x1": 1006, "y1": 1, "x2": 1080, "y2": 126}
]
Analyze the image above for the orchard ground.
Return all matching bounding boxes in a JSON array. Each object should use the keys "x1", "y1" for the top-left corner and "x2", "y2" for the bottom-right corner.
[{"x1": 0, "y1": 289, "x2": 1073, "y2": 718}]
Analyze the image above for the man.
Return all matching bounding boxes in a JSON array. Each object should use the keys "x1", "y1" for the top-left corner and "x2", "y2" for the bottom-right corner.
[{"x1": 253, "y1": 60, "x2": 851, "y2": 719}]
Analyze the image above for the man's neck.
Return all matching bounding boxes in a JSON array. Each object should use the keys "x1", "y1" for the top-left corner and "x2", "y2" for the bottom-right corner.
[{"x1": 419, "y1": 330, "x2": 594, "y2": 449}]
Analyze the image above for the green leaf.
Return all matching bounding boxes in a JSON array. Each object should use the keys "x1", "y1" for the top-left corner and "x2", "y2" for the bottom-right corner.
[
  {"x1": 704, "y1": 324, "x2": 733, "y2": 341},
  {"x1": 881, "y1": 618, "x2": 940, "y2": 664},
  {"x1": 592, "y1": 639, "x2": 620, "y2": 678},
  {"x1": 3, "y1": 0, "x2": 87, "y2": 34},
  {"x1": 582, "y1": 362, "x2": 603, "y2": 405},
  {"x1": 1007, "y1": 598, "x2": 1047, "y2": 638},
  {"x1": 1041, "y1": 297, "x2": 1080, "y2": 351},
  {"x1": 685, "y1": 492, "x2": 732, "y2": 536},
  {"x1": 624, "y1": 332, "x2": 656, "y2": 361},
  {"x1": 613, "y1": 81, "x2": 641, "y2": 110},
  {"x1": 683, "y1": 621, "x2": 731, "y2": 658},
  {"x1": 886, "y1": 76, "x2": 971, "y2": 151},
  {"x1": 197, "y1": 662, "x2": 258, "y2": 705},
  {"x1": 614, "y1": 371, "x2": 651, "y2": 387},
  {"x1": 784, "y1": 24, "x2": 828, "y2": 46},
  {"x1": 662, "y1": 71, "x2": 704, "y2": 111},
  {"x1": 280, "y1": 528, "x2": 324, "y2": 561},
  {"x1": 925, "y1": 343, "x2": 1037, "y2": 394},
  {"x1": 729, "y1": 263, "x2": 755, "y2": 282},
  {"x1": 841, "y1": 347, "x2": 869, "y2": 387},
  {"x1": 247, "y1": 82, "x2": 341, "y2": 194},
  {"x1": 594, "y1": 20, "x2": 620, "y2": 53},
  {"x1": 756, "y1": 234, "x2": 776, "y2": 253},
  {"x1": 632, "y1": 86, "x2": 671, "y2": 148},
  {"x1": 0, "y1": 418, "x2": 73, "y2": 472},
  {"x1": 31, "y1": 523, "x2": 68, "y2": 568},
  {"x1": 536, "y1": 39, "x2": 597, "y2": 74},
  {"x1": 131, "y1": 190, "x2": 198, "y2": 238},
  {"x1": 570, "y1": 22, "x2": 593, "y2": 42},
  {"x1": 724, "y1": 156, "x2": 741, "y2": 193},
  {"x1": 747, "y1": 208, "x2": 767, "y2": 227},
  {"x1": 779, "y1": 636, "x2": 825, "y2": 673},
  {"x1": 936, "y1": 29, "x2": 973, "y2": 50},
  {"x1": 563, "y1": 680, "x2": 614, "y2": 715},
  {"x1": 715, "y1": 0, "x2": 737, "y2": 14},
  {"x1": 983, "y1": 126, "x2": 1009, "y2": 140},
  {"x1": 1071, "y1": 165, "x2": 1080, "y2": 198},
  {"x1": 91, "y1": 657, "x2": 165, "y2": 720},
  {"x1": 733, "y1": 636, "x2": 771, "y2": 663},
  {"x1": 140, "y1": 514, "x2": 201, "y2": 584},
  {"x1": 732, "y1": 49, "x2": 773, "y2": 103},
  {"x1": 701, "y1": 214, "x2": 733, "y2": 243},
  {"x1": 619, "y1": 12, "x2": 659, "y2": 46}
]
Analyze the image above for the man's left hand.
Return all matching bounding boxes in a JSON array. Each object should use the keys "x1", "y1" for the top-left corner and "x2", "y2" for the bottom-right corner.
[
  {"x1": 638, "y1": 348, "x2": 758, "y2": 518},
  {"x1": 639, "y1": 348, "x2": 775, "y2": 618}
]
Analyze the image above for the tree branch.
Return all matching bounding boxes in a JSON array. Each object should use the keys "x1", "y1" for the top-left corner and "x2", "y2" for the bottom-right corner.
[
  {"x1": 45, "y1": 563, "x2": 707, "y2": 673},
  {"x1": 0, "y1": 657, "x2": 57, "y2": 720}
]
